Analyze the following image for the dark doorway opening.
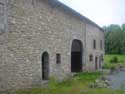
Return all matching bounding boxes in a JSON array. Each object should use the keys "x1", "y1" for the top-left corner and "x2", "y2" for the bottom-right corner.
[
  {"x1": 71, "y1": 40, "x2": 83, "y2": 72},
  {"x1": 99, "y1": 56, "x2": 102, "y2": 68},
  {"x1": 42, "y1": 52, "x2": 49, "y2": 80},
  {"x1": 95, "y1": 56, "x2": 98, "y2": 70}
]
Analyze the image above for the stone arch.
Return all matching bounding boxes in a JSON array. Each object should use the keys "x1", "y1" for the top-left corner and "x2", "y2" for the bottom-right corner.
[
  {"x1": 42, "y1": 52, "x2": 49, "y2": 80},
  {"x1": 71, "y1": 39, "x2": 83, "y2": 72}
]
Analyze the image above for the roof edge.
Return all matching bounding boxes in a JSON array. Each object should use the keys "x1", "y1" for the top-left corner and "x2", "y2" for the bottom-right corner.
[{"x1": 48, "y1": 0, "x2": 104, "y2": 32}]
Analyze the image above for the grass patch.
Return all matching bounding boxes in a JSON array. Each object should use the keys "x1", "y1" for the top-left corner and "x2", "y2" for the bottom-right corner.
[
  {"x1": 15, "y1": 88, "x2": 42, "y2": 94},
  {"x1": 11, "y1": 72, "x2": 124, "y2": 94},
  {"x1": 104, "y1": 54, "x2": 125, "y2": 64},
  {"x1": 103, "y1": 54, "x2": 125, "y2": 69},
  {"x1": 73, "y1": 72, "x2": 102, "y2": 82}
]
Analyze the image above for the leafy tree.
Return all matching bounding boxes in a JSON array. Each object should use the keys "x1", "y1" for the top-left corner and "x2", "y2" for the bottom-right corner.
[{"x1": 103, "y1": 24, "x2": 125, "y2": 54}]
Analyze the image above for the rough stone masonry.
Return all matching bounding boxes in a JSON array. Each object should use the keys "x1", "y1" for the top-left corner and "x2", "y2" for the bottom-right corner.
[{"x1": 0, "y1": 0, "x2": 104, "y2": 91}]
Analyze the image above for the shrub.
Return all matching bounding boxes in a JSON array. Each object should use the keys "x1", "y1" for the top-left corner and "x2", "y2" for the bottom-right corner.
[
  {"x1": 110, "y1": 56, "x2": 118, "y2": 63},
  {"x1": 102, "y1": 63, "x2": 112, "y2": 69}
]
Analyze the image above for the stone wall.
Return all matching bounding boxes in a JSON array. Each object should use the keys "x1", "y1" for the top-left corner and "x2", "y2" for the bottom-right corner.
[
  {"x1": 0, "y1": 0, "x2": 86, "y2": 90},
  {"x1": 86, "y1": 24, "x2": 104, "y2": 71},
  {"x1": 0, "y1": 0, "x2": 104, "y2": 91}
]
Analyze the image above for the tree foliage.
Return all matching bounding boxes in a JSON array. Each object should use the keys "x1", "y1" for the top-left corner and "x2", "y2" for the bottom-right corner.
[{"x1": 103, "y1": 24, "x2": 125, "y2": 54}]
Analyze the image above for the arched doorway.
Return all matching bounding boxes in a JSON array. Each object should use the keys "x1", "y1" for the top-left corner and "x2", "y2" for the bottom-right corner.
[
  {"x1": 95, "y1": 56, "x2": 98, "y2": 70},
  {"x1": 71, "y1": 39, "x2": 83, "y2": 72},
  {"x1": 42, "y1": 52, "x2": 49, "y2": 80}
]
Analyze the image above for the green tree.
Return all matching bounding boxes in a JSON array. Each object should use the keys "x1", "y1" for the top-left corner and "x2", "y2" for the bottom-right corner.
[
  {"x1": 103, "y1": 24, "x2": 124, "y2": 54},
  {"x1": 121, "y1": 24, "x2": 125, "y2": 54}
]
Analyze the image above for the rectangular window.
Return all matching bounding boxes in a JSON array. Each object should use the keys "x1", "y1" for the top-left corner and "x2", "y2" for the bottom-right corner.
[
  {"x1": 56, "y1": 54, "x2": 61, "y2": 64},
  {"x1": 0, "y1": 3, "x2": 4, "y2": 32},
  {"x1": 100, "y1": 40, "x2": 102, "y2": 50},
  {"x1": 93, "y1": 40, "x2": 96, "y2": 49},
  {"x1": 0, "y1": 3, "x2": 4, "y2": 16},
  {"x1": 89, "y1": 54, "x2": 93, "y2": 62}
]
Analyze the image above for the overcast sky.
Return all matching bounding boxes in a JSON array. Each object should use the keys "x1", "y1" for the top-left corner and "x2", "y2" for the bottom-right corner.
[{"x1": 59, "y1": 0, "x2": 125, "y2": 27}]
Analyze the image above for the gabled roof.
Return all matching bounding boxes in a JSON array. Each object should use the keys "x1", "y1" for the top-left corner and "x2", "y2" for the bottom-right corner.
[{"x1": 48, "y1": 0, "x2": 104, "y2": 32}]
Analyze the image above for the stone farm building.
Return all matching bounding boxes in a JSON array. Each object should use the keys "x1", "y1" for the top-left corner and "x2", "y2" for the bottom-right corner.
[{"x1": 0, "y1": 0, "x2": 104, "y2": 90}]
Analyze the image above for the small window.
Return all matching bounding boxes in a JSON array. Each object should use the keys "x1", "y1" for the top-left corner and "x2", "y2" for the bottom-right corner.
[
  {"x1": 93, "y1": 40, "x2": 96, "y2": 49},
  {"x1": 89, "y1": 54, "x2": 93, "y2": 62},
  {"x1": 0, "y1": 3, "x2": 4, "y2": 32},
  {"x1": 100, "y1": 40, "x2": 102, "y2": 50},
  {"x1": 56, "y1": 54, "x2": 61, "y2": 64},
  {"x1": 0, "y1": 3, "x2": 4, "y2": 15}
]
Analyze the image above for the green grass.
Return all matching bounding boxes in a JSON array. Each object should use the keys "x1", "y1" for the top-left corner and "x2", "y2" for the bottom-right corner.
[
  {"x1": 104, "y1": 54, "x2": 125, "y2": 63},
  {"x1": 8, "y1": 55, "x2": 125, "y2": 94},
  {"x1": 103, "y1": 54, "x2": 125, "y2": 69},
  {"x1": 11, "y1": 72, "x2": 124, "y2": 94}
]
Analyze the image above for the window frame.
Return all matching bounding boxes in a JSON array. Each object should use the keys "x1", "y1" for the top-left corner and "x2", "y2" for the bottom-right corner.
[
  {"x1": 0, "y1": 3, "x2": 4, "y2": 16},
  {"x1": 89, "y1": 54, "x2": 93, "y2": 62},
  {"x1": 100, "y1": 40, "x2": 103, "y2": 50},
  {"x1": 56, "y1": 53, "x2": 61, "y2": 64},
  {"x1": 93, "y1": 39, "x2": 96, "y2": 49}
]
